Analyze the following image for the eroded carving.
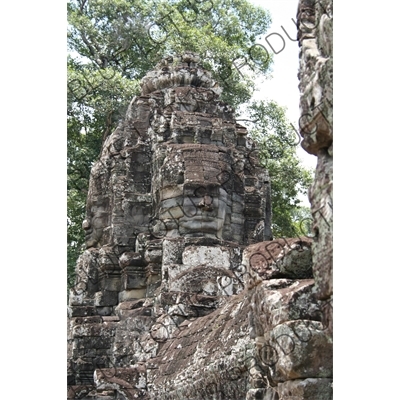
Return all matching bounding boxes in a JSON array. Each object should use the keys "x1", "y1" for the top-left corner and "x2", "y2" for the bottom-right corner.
[{"x1": 68, "y1": 49, "x2": 332, "y2": 399}]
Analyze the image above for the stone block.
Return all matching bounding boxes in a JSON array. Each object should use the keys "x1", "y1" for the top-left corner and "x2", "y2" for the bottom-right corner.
[
  {"x1": 74, "y1": 336, "x2": 113, "y2": 350},
  {"x1": 246, "y1": 388, "x2": 278, "y2": 400},
  {"x1": 99, "y1": 275, "x2": 121, "y2": 292},
  {"x1": 253, "y1": 279, "x2": 320, "y2": 333},
  {"x1": 94, "y1": 290, "x2": 119, "y2": 307},
  {"x1": 72, "y1": 321, "x2": 117, "y2": 338},
  {"x1": 118, "y1": 289, "x2": 146, "y2": 302},
  {"x1": 119, "y1": 251, "x2": 144, "y2": 267},
  {"x1": 67, "y1": 385, "x2": 95, "y2": 399},
  {"x1": 182, "y1": 245, "x2": 231, "y2": 269},
  {"x1": 68, "y1": 291, "x2": 95, "y2": 307},
  {"x1": 162, "y1": 238, "x2": 185, "y2": 265},
  {"x1": 277, "y1": 378, "x2": 333, "y2": 400},
  {"x1": 121, "y1": 265, "x2": 147, "y2": 290},
  {"x1": 68, "y1": 306, "x2": 97, "y2": 318},
  {"x1": 73, "y1": 316, "x2": 103, "y2": 325},
  {"x1": 96, "y1": 306, "x2": 113, "y2": 316},
  {"x1": 309, "y1": 152, "x2": 333, "y2": 300},
  {"x1": 165, "y1": 263, "x2": 190, "y2": 282},
  {"x1": 169, "y1": 265, "x2": 237, "y2": 296},
  {"x1": 244, "y1": 238, "x2": 313, "y2": 281},
  {"x1": 115, "y1": 299, "x2": 145, "y2": 311},
  {"x1": 266, "y1": 320, "x2": 333, "y2": 382},
  {"x1": 146, "y1": 280, "x2": 161, "y2": 297},
  {"x1": 94, "y1": 366, "x2": 147, "y2": 397}
]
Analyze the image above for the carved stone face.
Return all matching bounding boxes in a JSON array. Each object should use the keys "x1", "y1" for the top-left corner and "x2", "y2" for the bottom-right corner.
[
  {"x1": 80, "y1": 53, "x2": 270, "y2": 249},
  {"x1": 82, "y1": 207, "x2": 109, "y2": 248},
  {"x1": 82, "y1": 193, "x2": 111, "y2": 249},
  {"x1": 177, "y1": 182, "x2": 228, "y2": 238},
  {"x1": 153, "y1": 144, "x2": 239, "y2": 241}
]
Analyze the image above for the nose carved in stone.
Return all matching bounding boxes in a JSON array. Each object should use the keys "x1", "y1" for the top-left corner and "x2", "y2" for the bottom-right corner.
[
  {"x1": 82, "y1": 219, "x2": 93, "y2": 237},
  {"x1": 82, "y1": 219, "x2": 91, "y2": 231},
  {"x1": 197, "y1": 194, "x2": 213, "y2": 211}
]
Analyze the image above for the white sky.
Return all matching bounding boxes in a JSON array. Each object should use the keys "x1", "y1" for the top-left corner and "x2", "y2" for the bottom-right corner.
[{"x1": 247, "y1": 0, "x2": 317, "y2": 173}]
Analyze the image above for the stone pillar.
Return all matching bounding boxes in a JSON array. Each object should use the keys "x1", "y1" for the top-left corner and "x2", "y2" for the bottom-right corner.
[
  {"x1": 293, "y1": 0, "x2": 333, "y2": 397},
  {"x1": 298, "y1": 0, "x2": 333, "y2": 318}
]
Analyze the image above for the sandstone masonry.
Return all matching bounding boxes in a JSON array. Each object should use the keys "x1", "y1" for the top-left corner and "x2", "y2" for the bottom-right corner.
[{"x1": 67, "y1": 1, "x2": 333, "y2": 396}]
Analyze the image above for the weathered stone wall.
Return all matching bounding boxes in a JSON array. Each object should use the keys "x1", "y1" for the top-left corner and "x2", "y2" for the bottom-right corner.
[
  {"x1": 67, "y1": 1, "x2": 334, "y2": 390},
  {"x1": 297, "y1": 0, "x2": 333, "y2": 333},
  {"x1": 68, "y1": 237, "x2": 333, "y2": 399},
  {"x1": 67, "y1": 52, "x2": 274, "y2": 398}
]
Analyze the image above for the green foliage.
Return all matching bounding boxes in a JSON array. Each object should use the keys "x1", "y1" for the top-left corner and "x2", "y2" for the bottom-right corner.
[
  {"x1": 67, "y1": 0, "x2": 272, "y2": 106},
  {"x1": 291, "y1": 206, "x2": 313, "y2": 238},
  {"x1": 246, "y1": 100, "x2": 314, "y2": 238}
]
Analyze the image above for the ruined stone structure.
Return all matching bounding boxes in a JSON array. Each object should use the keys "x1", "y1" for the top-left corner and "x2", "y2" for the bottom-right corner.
[
  {"x1": 297, "y1": 0, "x2": 333, "y2": 336},
  {"x1": 68, "y1": 1, "x2": 333, "y2": 397}
]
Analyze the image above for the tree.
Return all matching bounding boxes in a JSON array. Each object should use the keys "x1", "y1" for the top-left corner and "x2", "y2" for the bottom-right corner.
[
  {"x1": 245, "y1": 99, "x2": 313, "y2": 238},
  {"x1": 67, "y1": 0, "x2": 313, "y2": 285}
]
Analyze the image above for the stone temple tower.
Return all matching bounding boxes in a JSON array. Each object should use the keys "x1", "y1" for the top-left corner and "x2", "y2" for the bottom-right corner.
[
  {"x1": 68, "y1": 51, "x2": 331, "y2": 400},
  {"x1": 82, "y1": 52, "x2": 272, "y2": 252},
  {"x1": 68, "y1": 52, "x2": 272, "y2": 392}
]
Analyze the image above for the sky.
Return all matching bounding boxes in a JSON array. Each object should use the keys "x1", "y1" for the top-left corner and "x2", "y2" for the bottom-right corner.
[{"x1": 247, "y1": 0, "x2": 318, "y2": 174}]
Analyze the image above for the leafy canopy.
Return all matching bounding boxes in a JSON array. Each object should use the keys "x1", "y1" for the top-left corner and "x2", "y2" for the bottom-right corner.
[{"x1": 246, "y1": 100, "x2": 313, "y2": 238}]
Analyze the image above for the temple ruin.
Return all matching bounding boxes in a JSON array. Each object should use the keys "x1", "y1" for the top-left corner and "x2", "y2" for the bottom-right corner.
[{"x1": 67, "y1": 1, "x2": 333, "y2": 398}]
